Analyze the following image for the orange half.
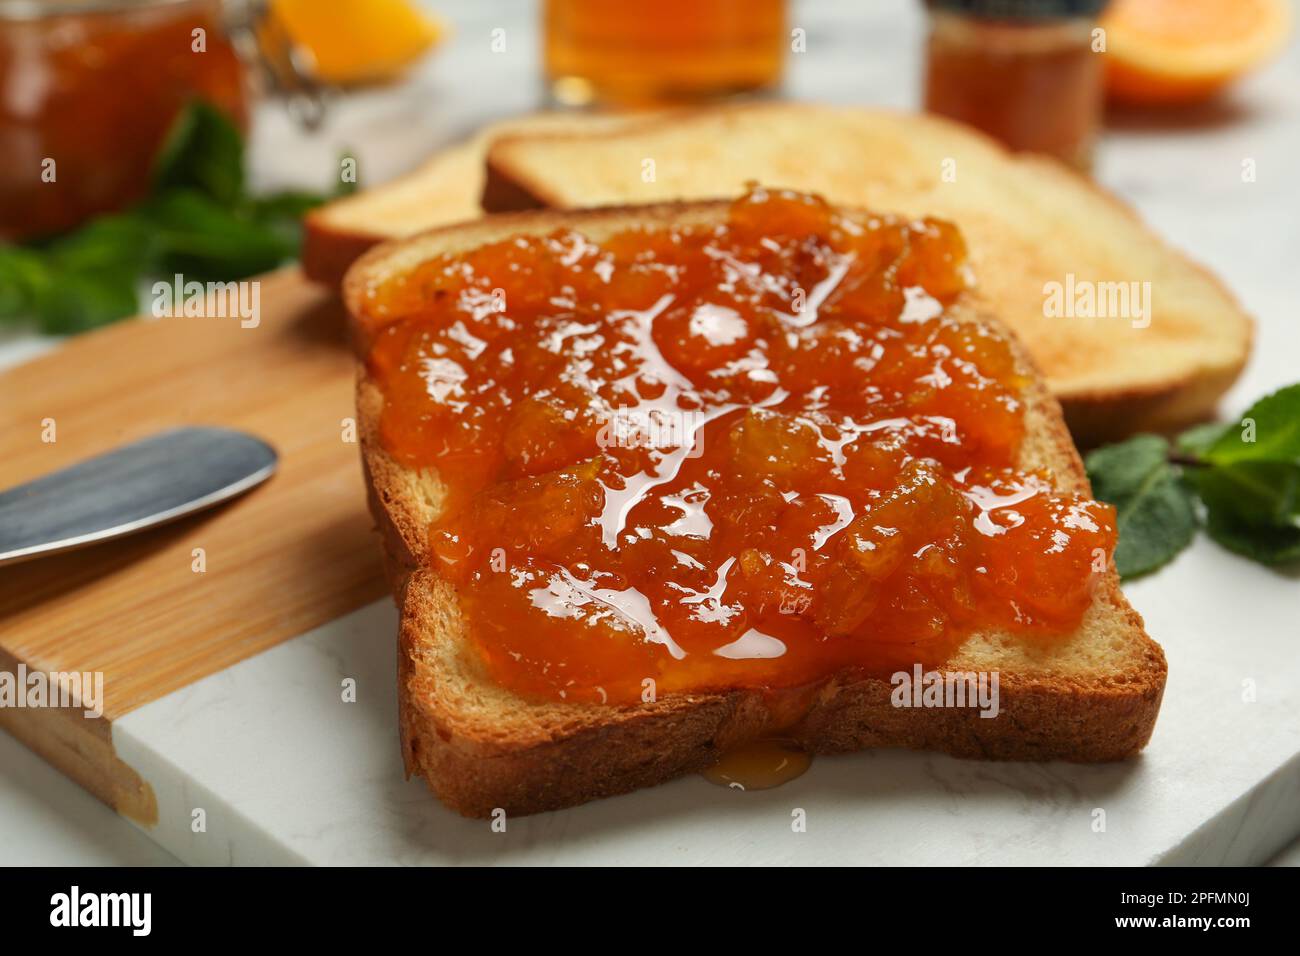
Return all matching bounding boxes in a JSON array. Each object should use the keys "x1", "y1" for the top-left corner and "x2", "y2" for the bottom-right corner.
[
  {"x1": 269, "y1": 0, "x2": 445, "y2": 86},
  {"x1": 1101, "y1": 0, "x2": 1293, "y2": 105}
]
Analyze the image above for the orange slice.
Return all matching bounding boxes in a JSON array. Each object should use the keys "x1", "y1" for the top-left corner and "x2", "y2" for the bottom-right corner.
[
  {"x1": 1101, "y1": 0, "x2": 1292, "y2": 105},
  {"x1": 268, "y1": 0, "x2": 445, "y2": 86}
]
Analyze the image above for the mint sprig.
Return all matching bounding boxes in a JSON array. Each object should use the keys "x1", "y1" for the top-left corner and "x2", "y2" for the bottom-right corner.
[
  {"x1": 1086, "y1": 383, "x2": 1300, "y2": 579},
  {"x1": 1085, "y1": 434, "x2": 1198, "y2": 579},
  {"x1": 0, "y1": 101, "x2": 355, "y2": 333}
]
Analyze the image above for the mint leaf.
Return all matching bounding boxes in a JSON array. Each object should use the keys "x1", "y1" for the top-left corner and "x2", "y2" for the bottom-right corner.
[
  {"x1": 1203, "y1": 506, "x2": 1300, "y2": 566},
  {"x1": 145, "y1": 191, "x2": 297, "y2": 281},
  {"x1": 1191, "y1": 458, "x2": 1300, "y2": 568},
  {"x1": 1191, "y1": 461, "x2": 1300, "y2": 527},
  {"x1": 0, "y1": 237, "x2": 141, "y2": 334},
  {"x1": 31, "y1": 268, "x2": 140, "y2": 334},
  {"x1": 1175, "y1": 420, "x2": 1227, "y2": 459},
  {"x1": 45, "y1": 214, "x2": 157, "y2": 281},
  {"x1": 1203, "y1": 384, "x2": 1300, "y2": 467},
  {"x1": 152, "y1": 100, "x2": 245, "y2": 206},
  {"x1": 1, "y1": 99, "x2": 345, "y2": 333},
  {"x1": 1086, "y1": 434, "x2": 1167, "y2": 499},
  {"x1": 247, "y1": 189, "x2": 339, "y2": 222},
  {"x1": 1178, "y1": 384, "x2": 1300, "y2": 569},
  {"x1": 1085, "y1": 434, "x2": 1198, "y2": 579},
  {"x1": 0, "y1": 246, "x2": 47, "y2": 320}
]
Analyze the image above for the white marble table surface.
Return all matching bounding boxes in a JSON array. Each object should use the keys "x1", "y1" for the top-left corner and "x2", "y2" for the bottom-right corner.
[{"x1": 2, "y1": 0, "x2": 1299, "y2": 865}]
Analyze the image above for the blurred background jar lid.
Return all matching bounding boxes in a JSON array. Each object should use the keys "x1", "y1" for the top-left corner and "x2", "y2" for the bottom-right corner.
[{"x1": 924, "y1": 0, "x2": 1110, "y2": 18}]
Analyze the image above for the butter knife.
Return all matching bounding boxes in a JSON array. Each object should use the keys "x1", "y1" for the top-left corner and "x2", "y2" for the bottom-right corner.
[{"x1": 0, "y1": 427, "x2": 277, "y2": 567}]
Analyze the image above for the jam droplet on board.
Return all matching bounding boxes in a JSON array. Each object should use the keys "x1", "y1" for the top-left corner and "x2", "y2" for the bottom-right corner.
[{"x1": 700, "y1": 739, "x2": 813, "y2": 791}]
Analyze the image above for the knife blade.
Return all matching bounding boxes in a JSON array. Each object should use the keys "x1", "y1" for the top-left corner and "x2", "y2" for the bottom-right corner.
[{"x1": 0, "y1": 427, "x2": 277, "y2": 567}]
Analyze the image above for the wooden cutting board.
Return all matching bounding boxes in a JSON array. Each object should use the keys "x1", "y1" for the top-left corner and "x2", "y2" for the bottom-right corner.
[{"x1": 0, "y1": 268, "x2": 387, "y2": 822}]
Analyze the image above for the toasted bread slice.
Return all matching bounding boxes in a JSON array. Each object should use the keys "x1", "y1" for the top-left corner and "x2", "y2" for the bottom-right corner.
[
  {"x1": 301, "y1": 111, "x2": 648, "y2": 287},
  {"x1": 344, "y1": 203, "x2": 1167, "y2": 819},
  {"x1": 482, "y1": 103, "x2": 1252, "y2": 446}
]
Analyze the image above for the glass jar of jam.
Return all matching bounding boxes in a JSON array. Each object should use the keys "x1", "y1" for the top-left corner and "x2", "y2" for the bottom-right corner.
[
  {"x1": 922, "y1": 0, "x2": 1108, "y2": 172},
  {"x1": 0, "y1": 0, "x2": 249, "y2": 241},
  {"x1": 544, "y1": 0, "x2": 787, "y2": 107}
]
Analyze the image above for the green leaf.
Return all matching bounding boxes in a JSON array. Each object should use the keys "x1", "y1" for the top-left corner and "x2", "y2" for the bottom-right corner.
[
  {"x1": 1203, "y1": 506, "x2": 1300, "y2": 566},
  {"x1": 1191, "y1": 460, "x2": 1300, "y2": 527},
  {"x1": 1191, "y1": 456, "x2": 1300, "y2": 569},
  {"x1": 144, "y1": 191, "x2": 297, "y2": 281},
  {"x1": 239, "y1": 190, "x2": 322, "y2": 250},
  {"x1": 30, "y1": 268, "x2": 140, "y2": 334},
  {"x1": 246, "y1": 189, "x2": 335, "y2": 223},
  {"x1": 1176, "y1": 383, "x2": 1300, "y2": 570},
  {"x1": 1, "y1": 98, "x2": 347, "y2": 334},
  {"x1": 1175, "y1": 420, "x2": 1227, "y2": 459},
  {"x1": 0, "y1": 246, "x2": 48, "y2": 320},
  {"x1": 45, "y1": 214, "x2": 157, "y2": 278},
  {"x1": 0, "y1": 239, "x2": 141, "y2": 334},
  {"x1": 1203, "y1": 383, "x2": 1300, "y2": 467},
  {"x1": 1086, "y1": 434, "x2": 1168, "y2": 500},
  {"x1": 1085, "y1": 434, "x2": 1198, "y2": 579},
  {"x1": 151, "y1": 100, "x2": 245, "y2": 206}
]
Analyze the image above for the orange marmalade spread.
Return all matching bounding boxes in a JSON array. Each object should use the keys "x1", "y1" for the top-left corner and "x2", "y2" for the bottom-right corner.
[{"x1": 361, "y1": 189, "x2": 1115, "y2": 705}]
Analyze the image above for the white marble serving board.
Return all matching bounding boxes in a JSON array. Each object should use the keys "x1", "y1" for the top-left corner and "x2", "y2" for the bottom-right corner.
[
  {"x1": 108, "y1": 530, "x2": 1300, "y2": 866},
  {"x1": 5, "y1": 0, "x2": 1300, "y2": 866}
]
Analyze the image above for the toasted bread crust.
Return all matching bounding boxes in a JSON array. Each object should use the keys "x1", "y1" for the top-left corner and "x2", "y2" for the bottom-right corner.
[
  {"x1": 479, "y1": 161, "x2": 548, "y2": 216},
  {"x1": 347, "y1": 202, "x2": 1167, "y2": 818},
  {"x1": 303, "y1": 111, "x2": 658, "y2": 289},
  {"x1": 1058, "y1": 343, "x2": 1251, "y2": 447},
  {"x1": 1000, "y1": 151, "x2": 1255, "y2": 446},
  {"x1": 482, "y1": 103, "x2": 1253, "y2": 446},
  {"x1": 395, "y1": 572, "x2": 1162, "y2": 818},
  {"x1": 303, "y1": 223, "x2": 387, "y2": 289}
]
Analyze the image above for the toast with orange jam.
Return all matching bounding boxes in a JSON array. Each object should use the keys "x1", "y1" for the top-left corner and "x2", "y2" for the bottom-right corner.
[{"x1": 344, "y1": 189, "x2": 1166, "y2": 818}]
